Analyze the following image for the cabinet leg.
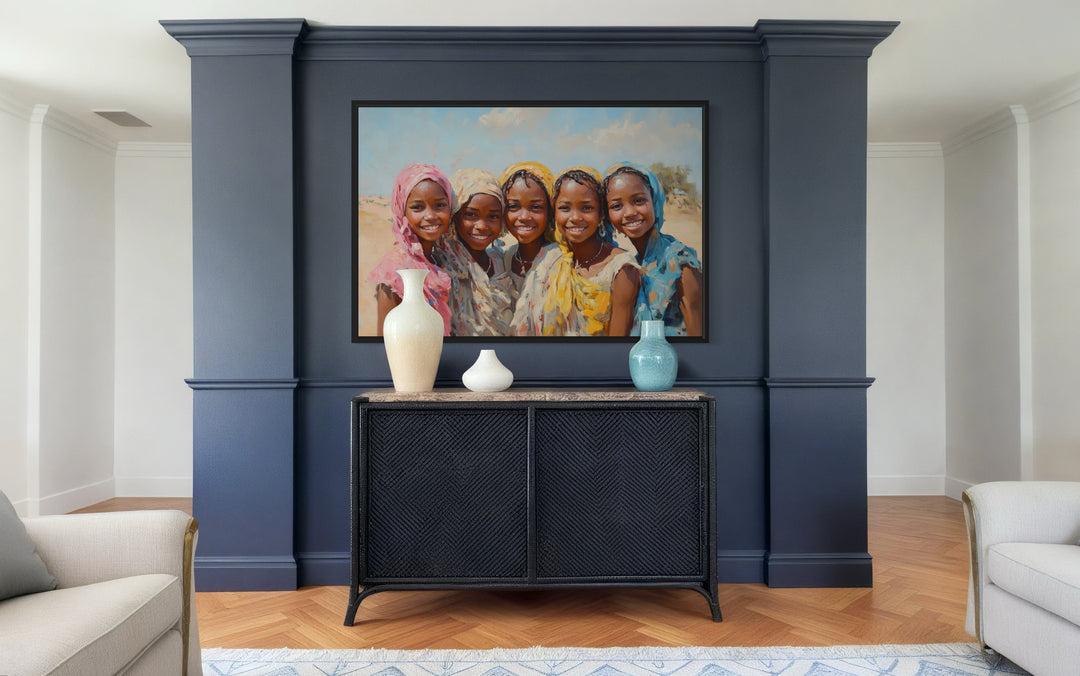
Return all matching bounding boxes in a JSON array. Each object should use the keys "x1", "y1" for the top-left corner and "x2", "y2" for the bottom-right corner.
[
  {"x1": 344, "y1": 586, "x2": 373, "y2": 626},
  {"x1": 708, "y1": 598, "x2": 723, "y2": 622}
]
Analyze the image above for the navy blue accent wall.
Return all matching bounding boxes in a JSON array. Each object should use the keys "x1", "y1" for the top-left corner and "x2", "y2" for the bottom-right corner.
[{"x1": 164, "y1": 20, "x2": 894, "y2": 591}]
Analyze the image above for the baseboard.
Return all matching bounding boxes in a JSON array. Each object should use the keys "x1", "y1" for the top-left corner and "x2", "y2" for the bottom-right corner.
[
  {"x1": 717, "y1": 549, "x2": 766, "y2": 583},
  {"x1": 868, "y1": 474, "x2": 946, "y2": 496},
  {"x1": 944, "y1": 476, "x2": 974, "y2": 500},
  {"x1": 195, "y1": 556, "x2": 297, "y2": 591},
  {"x1": 295, "y1": 551, "x2": 768, "y2": 587},
  {"x1": 8, "y1": 496, "x2": 30, "y2": 517},
  {"x1": 38, "y1": 478, "x2": 114, "y2": 515},
  {"x1": 766, "y1": 552, "x2": 873, "y2": 587},
  {"x1": 298, "y1": 552, "x2": 350, "y2": 586},
  {"x1": 115, "y1": 476, "x2": 193, "y2": 497}
]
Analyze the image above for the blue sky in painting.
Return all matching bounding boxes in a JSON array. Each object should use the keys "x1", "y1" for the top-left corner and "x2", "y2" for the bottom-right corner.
[{"x1": 356, "y1": 105, "x2": 703, "y2": 198}]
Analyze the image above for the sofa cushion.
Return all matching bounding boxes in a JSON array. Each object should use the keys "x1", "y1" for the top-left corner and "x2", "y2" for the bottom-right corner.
[
  {"x1": 0, "y1": 573, "x2": 180, "y2": 676},
  {"x1": 0, "y1": 490, "x2": 57, "y2": 601},
  {"x1": 987, "y1": 542, "x2": 1080, "y2": 628}
]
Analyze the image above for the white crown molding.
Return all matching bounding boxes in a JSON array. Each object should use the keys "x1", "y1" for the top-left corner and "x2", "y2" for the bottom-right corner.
[
  {"x1": 867, "y1": 142, "x2": 943, "y2": 159},
  {"x1": 1027, "y1": 74, "x2": 1080, "y2": 121},
  {"x1": 0, "y1": 89, "x2": 33, "y2": 120},
  {"x1": 116, "y1": 142, "x2": 192, "y2": 158},
  {"x1": 942, "y1": 106, "x2": 1024, "y2": 156},
  {"x1": 30, "y1": 104, "x2": 116, "y2": 154}
]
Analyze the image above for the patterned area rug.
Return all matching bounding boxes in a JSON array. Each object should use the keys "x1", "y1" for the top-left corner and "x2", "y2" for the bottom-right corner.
[{"x1": 201, "y1": 644, "x2": 1029, "y2": 676}]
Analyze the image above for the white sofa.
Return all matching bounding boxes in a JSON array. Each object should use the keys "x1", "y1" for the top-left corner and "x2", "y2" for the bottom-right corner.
[
  {"x1": 963, "y1": 481, "x2": 1080, "y2": 676},
  {"x1": 0, "y1": 510, "x2": 202, "y2": 676}
]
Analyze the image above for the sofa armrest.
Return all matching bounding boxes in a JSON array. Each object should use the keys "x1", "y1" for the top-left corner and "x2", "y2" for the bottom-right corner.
[
  {"x1": 22, "y1": 510, "x2": 202, "y2": 676},
  {"x1": 962, "y1": 481, "x2": 1080, "y2": 646},
  {"x1": 22, "y1": 510, "x2": 194, "y2": 587}
]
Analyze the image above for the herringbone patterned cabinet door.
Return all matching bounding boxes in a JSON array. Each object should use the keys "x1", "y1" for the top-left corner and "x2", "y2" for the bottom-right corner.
[
  {"x1": 365, "y1": 409, "x2": 529, "y2": 579},
  {"x1": 534, "y1": 408, "x2": 703, "y2": 579}
]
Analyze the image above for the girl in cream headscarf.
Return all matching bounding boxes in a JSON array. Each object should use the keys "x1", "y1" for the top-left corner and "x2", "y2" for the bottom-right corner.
[
  {"x1": 513, "y1": 166, "x2": 640, "y2": 336},
  {"x1": 435, "y1": 168, "x2": 514, "y2": 336}
]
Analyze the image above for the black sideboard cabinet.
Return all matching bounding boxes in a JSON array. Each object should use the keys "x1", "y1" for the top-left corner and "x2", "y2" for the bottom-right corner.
[{"x1": 345, "y1": 388, "x2": 719, "y2": 623}]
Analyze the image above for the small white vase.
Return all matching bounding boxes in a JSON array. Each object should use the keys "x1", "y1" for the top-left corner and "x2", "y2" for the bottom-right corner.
[
  {"x1": 382, "y1": 269, "x2": 444, "y2": 392},
  {"x1": 462, "y1": 349, "x2": 514, "y2": 392}
]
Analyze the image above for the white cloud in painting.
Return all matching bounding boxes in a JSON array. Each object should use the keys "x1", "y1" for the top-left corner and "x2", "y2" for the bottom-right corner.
[
  {"x1": 587, "y1": 111, "x2": 702, "y2": 158},
  {"x1": 588, "y1": 114, "x2": 647, "y2": 150},
  {"x1": 477, "y1": 107, "x2": 550, "y2": 133}
]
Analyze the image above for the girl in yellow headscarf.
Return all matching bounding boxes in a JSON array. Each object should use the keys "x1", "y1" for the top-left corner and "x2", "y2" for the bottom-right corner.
[
  {"x1": 499, "y1": 162, "x2": 561, "y2": 332},
  {"x1": 513, "y1": 166, "x2": 641, "y2": 336}
]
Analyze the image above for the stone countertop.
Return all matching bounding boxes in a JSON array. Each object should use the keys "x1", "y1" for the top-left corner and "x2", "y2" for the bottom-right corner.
[{"x1": 359, "y1": 387, "x2": 710, "y2": 402}]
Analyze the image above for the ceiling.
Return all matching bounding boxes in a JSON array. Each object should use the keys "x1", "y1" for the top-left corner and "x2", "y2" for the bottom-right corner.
[{"x1": 2, "y1": 0, "x2": 1078, "y2": 144}]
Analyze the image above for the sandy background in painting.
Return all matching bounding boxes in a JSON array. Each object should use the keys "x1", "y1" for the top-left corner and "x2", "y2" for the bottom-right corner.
[{"x1": 356, "y1": 196, "x2": 703, "y2": 336}]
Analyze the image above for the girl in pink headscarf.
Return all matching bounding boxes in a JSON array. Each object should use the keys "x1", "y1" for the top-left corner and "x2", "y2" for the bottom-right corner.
[{"x1": 366, "y1": 163, "x2": 455, "y2": 335}]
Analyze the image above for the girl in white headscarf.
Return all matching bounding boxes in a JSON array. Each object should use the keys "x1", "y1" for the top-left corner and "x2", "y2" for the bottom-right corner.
[{"x1": 436, "y1": 168, "x2": 514, "y2": 336}]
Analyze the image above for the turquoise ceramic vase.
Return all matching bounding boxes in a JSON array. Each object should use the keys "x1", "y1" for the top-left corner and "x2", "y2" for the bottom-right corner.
[{"x1": 628, "y1": 320, "x2": 678, "y2": 391}]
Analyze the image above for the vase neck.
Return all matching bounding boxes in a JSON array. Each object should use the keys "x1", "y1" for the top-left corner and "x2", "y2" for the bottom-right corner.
[
  {"x1": 640, "y1": 320, "x2": 666, "y2": 339},
  {"x1": 397, "y1": 268, "x2": 428, "y2": 301}
]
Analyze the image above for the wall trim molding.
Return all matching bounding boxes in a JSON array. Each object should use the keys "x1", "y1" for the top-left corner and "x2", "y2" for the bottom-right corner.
[
  {"x1": 185, "y1": 378, "x2": 300, "y2": 390},
  {"x1": 1027, "y1": 74, "x2": 1080, "y2": 121},
  {"x1": 945, "y1": 476, "x2": 975, "y2": 501},
  {"x1": 115, "y1": 476, "x2": 192, "y2": 498},
  {"x1": 161, "y1": 19, "x2": 307, "y2": 57},
  {"x1": 195, "y1": 555, "x2": 297, "y2": 591},
  {"x1": 37, "y1": 478, "x2": 114, "y2": 516},
  {"x1": 942, "y1": 106, "x2": 1023, "y2": 156},
  {"x1": 756, "y1": 20, "x2": 898, "y2": 59},
  {"x1": 765, "y1": 377, "x2": 875, "y2": 388},
  {"x1": 300, "y1": 26, "x2": 762, "y2": 62},
  {"x1": 1015, "y1": 105, "x2": 1035, "y2": 481},
  {"x1": 867, "y1": 142, "x2": 943, "y2": 159},
  {"x1": 0, "y1": 89, "x2": 33, "y2": 120},
  {"x1": 868, "y1": 474, "x2": 946, "y2": 496},
  {"x1": 766, "y1": 552, "x2": 873, "y2": 587},
  {"x1": 30, "y1": 104, "x2": 116, "y2": 154},
  {"x1": 116, "y1": 142, "x2": 192, "y2": 158},
  {"x1": 298, "y1": 377, "x2": 764, "y2": 389}
]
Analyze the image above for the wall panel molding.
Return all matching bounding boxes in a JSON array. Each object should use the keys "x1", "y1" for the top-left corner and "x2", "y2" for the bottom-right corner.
[{"x1": 170, "y1": 19, "x2": 894, "y2": 592}]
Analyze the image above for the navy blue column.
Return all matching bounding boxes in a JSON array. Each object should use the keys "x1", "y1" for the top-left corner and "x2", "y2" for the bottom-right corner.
[
  {"x1": 758, "y1": 21, "x2": 894, "y2": 586},
  {"x1": 164, "y1": 19, "x2": 306, "y2": 590}
]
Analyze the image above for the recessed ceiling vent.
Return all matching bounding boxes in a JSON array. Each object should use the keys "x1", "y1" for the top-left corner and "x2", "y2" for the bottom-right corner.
[{"x1": 93, "y1": 110, "x2": 151, "y2": 127}]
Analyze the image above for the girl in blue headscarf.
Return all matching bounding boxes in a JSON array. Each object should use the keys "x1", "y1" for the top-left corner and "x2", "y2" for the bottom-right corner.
[{"x1": 604, "y1": 162, "x2": 703, "y2": 336}]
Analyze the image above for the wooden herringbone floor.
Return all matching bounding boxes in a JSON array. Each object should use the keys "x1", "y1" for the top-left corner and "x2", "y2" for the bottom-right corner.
[{"x1": 76, "y1": 495, "x2": 973, "y2": 649}]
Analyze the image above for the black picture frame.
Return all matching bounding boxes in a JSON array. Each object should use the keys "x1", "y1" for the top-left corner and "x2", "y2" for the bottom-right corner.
[{"x1": 351, "y1": 100, "x2": 709, "y2": 343}]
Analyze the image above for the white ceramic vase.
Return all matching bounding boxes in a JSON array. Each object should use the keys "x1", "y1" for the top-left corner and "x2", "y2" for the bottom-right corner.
[
  {"x1": 382, "y1": 268, "x2": 444, "y2": 392},
  {"x1": 462, "y1": 349, "x2": 514, "y2": 392}
]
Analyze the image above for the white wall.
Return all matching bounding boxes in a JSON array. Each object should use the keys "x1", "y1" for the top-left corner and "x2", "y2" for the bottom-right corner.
[
  {"x1": 866, "y1": 144, "x2": 947, "y2": 495},
  {"x1": 0, "y1": 94, "x2": 31, "y2": 510},
  {"x1": 33, "y1": 106, "x2": 117, "y2": 514},
  {"x1": 1030, "y1": 92, "x2": 1080, "y2": 481},
  {"x1": 942, "y1": 110, "x2": 1027, "y2": 494},
  {"x1": 113, "y1": 144, "x2": 193, "y2": 496}
]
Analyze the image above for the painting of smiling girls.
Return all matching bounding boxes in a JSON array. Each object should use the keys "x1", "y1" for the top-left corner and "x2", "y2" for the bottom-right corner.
[{"x1": 353, "y1": 103, "x2": 706, "y2": 340}]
